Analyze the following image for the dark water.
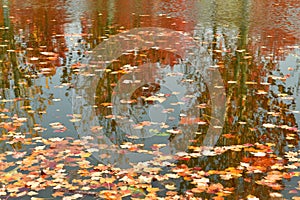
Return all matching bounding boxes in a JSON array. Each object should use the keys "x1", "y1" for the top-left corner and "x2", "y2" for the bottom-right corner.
[{"x1": 0, "y1": 0, "x2": 300, "y2": 199}]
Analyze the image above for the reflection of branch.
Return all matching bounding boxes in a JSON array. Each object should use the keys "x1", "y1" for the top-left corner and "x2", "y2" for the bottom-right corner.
[{"x1": 202, "y1": 113, "x2": 223, "y2": 126}]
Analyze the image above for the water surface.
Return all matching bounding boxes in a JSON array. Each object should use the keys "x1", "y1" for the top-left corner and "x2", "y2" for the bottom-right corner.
[{"x1": 0, "y1": 0, "x2": 300, "y2": 199}]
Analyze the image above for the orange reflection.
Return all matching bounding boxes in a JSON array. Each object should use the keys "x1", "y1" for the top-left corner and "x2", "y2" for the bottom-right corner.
[
  {"x1": 249, "y1": 1, "x2": 300, "y2": 61},
  {"x1": 8, "y1": 0, "x2": 68, "y2": 75}
]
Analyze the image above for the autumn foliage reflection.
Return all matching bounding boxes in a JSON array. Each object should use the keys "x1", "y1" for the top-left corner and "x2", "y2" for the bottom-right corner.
[{"x1": 0, "y1": 0, "x2": 299, "y2": 199}]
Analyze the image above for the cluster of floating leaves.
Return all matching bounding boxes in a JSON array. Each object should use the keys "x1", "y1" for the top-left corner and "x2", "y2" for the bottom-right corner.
[{"x1": 0, "y1": 118, "x2": 300, "y2": 200}]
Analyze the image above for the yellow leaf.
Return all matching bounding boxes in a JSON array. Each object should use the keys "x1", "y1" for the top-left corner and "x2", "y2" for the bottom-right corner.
[
  {"x1": 80, "y1": 152, "x2": 91, "y2": 158},
  {"x1": 146, "y1": 187, "x2": 160, "y2": 193}
]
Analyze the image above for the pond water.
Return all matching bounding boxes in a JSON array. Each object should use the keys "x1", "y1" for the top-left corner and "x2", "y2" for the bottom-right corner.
[{"x1": 1, "y1": 0, "x2": 300, "y2": 199}]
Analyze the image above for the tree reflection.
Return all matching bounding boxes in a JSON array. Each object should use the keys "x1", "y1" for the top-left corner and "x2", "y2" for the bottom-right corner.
[
  {"x1": 0, "y1": 0, "x2": 70, "y2": 152},
  {"x1": 0, "y1": 0, "x2": 299, "y2": 198},
  {"x1": 175, "y1": 1, "x2": 299, "y2": 198}
]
